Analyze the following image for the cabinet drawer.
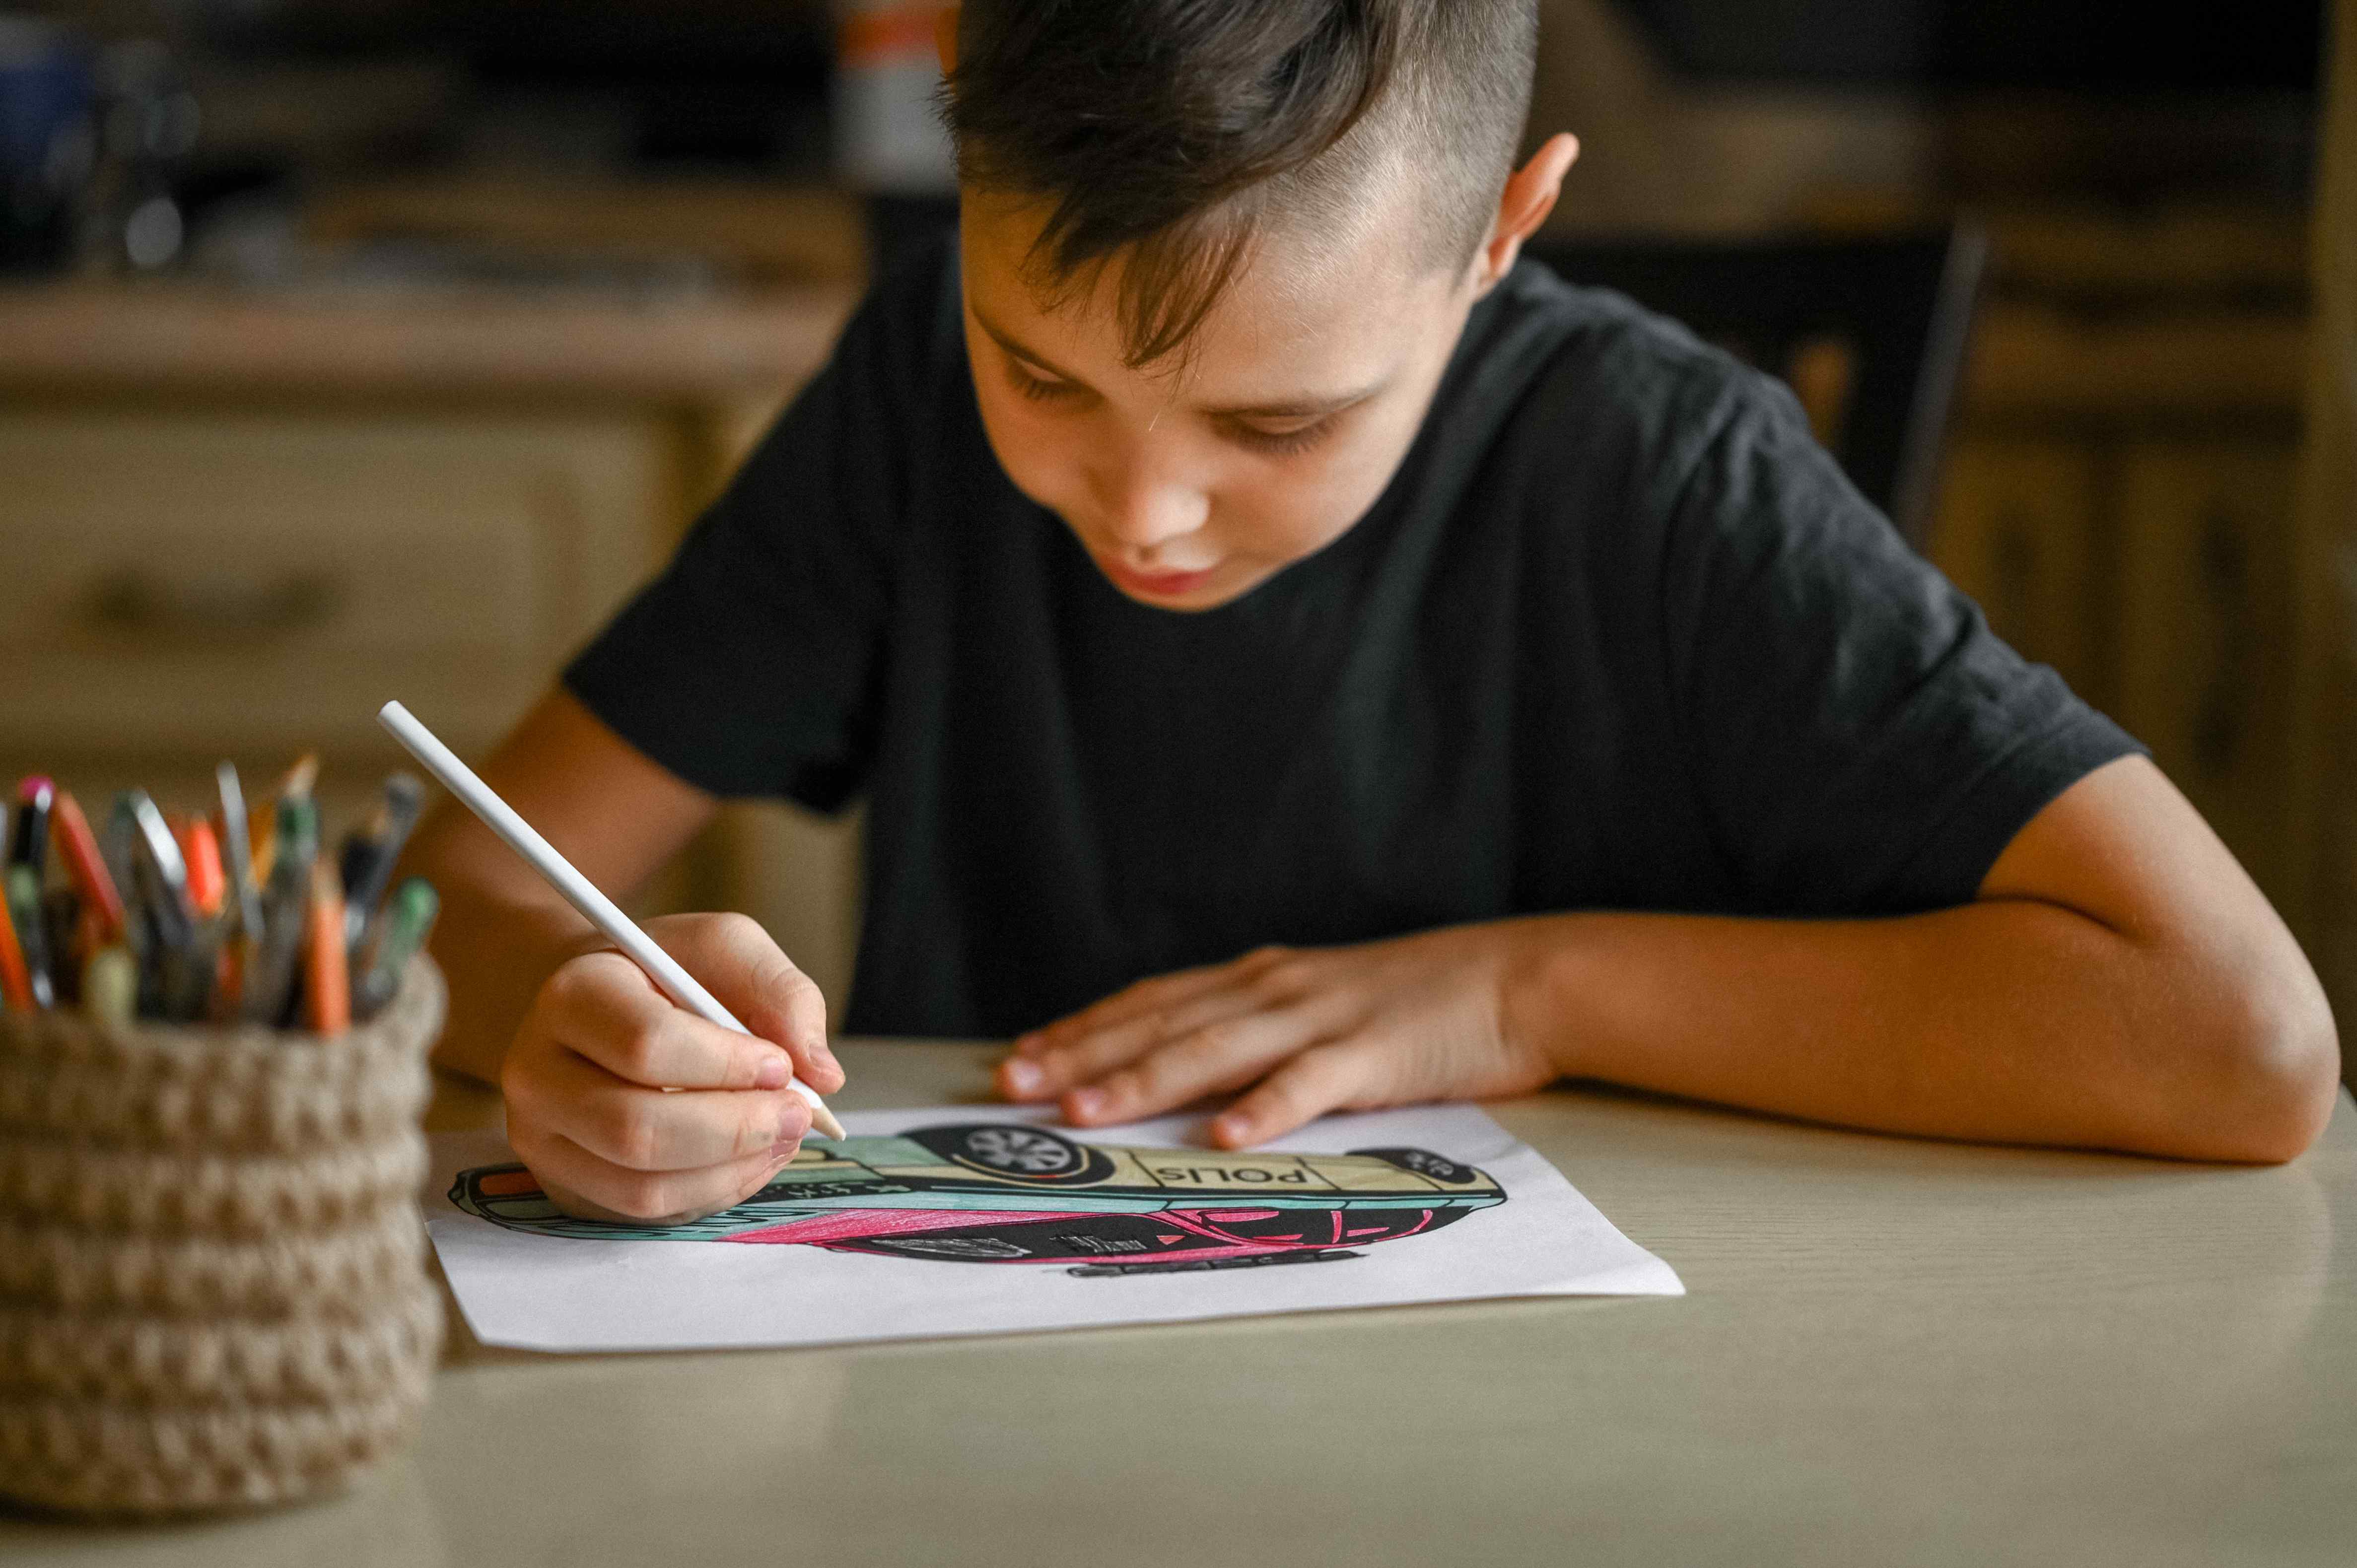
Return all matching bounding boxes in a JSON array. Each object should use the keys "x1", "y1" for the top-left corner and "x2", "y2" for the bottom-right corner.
[
  {"x1": 0, "y1": 412, "x2": 668, "y2": 756},
  {"x1": 1931, "y1": 440, "x2": 2106, "y2": 706},
  {"x1": 2114, "y1": 441, "x2": 2299, "y2": 900}
]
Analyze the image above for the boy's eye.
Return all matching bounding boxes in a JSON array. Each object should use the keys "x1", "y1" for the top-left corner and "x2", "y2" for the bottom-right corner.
[
  {"x1": 1229, "y1": 416, "x2": 1337, "y2": 457},
  {"x1": 1008, "y1": 361, "x2": 1083, "y2": 404}
]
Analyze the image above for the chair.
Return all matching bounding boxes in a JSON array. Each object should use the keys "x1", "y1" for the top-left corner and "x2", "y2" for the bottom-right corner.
[{"x1": 1523, "y1": 224, "x2": 1989, "y2": 550}]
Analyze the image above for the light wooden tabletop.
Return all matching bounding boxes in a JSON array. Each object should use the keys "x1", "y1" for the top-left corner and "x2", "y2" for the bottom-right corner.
[{"x1": 6, "y1": 1041, "x2": 2351, "y2": 1567}]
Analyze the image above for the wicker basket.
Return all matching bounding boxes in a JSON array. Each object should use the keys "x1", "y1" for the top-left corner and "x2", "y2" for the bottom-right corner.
[{"x1": 0, "y1": 956, "x2": 446, "y2": 1516}]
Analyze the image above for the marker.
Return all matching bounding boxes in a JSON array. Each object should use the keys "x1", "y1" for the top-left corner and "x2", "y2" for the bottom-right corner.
[
  {"x1": 50, "y1": 792, "x2": 126, "y2": 946},
  {"x1": 376, "y1": 700, "x2": 846, "y2": 1140},
  {"x1": 41, "y1": 887, "x2": 81, "y2": 1007},
  {"x1": 2, "y1": 867, "x2": 52, "y2": 1010},
  {"x1": 5, "y1": 781, "x2": 55, "y2": 1008},
  {"x1": 0, "y1": 867, "x2": 32, "y2": 1013},
  {"x1": 9, "y1": 778, "x2": 52, "y2": 877},
  {"x1": 339, "y1": 772, "x2": 425, "y2": 951},
  {"x1": 303, "y1": 858, "x2": 349, "y2": 1036},
  {"x1": 242, "y1": 795, "x2": 316, "y2": 1026},
  {"x1": 354, "y1": 877, "x2": 438, "y2": 1022}
]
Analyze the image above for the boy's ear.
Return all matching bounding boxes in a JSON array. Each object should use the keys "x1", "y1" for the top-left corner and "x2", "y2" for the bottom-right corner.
[
  {"x1": 936, "y1": 5, "x2": 961, "y2": 75},
  {"x1": 1470, "y1": 134, "x2": 1580, "y2": 294}
]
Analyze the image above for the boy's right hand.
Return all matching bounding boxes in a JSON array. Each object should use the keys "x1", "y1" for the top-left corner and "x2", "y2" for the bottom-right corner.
[{"x1": 499, "y1": 913, "x2": 846, "y2": 1225}]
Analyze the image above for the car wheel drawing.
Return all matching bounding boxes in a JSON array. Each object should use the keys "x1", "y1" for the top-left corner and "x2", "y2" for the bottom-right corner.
[{"x1": 904, "y1": 1123, "x2": 1115, "y2": 1184}]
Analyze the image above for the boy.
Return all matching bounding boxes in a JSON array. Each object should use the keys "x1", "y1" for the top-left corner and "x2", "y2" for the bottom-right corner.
[{"x1": 407, "y1": 1, "x2": 2339, "y2": 1226}]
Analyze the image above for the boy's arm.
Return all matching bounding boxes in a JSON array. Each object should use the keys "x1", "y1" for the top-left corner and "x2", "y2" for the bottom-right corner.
[{"x1": 1005, "y1": 755, "x2": 2342, "y2": 1163}]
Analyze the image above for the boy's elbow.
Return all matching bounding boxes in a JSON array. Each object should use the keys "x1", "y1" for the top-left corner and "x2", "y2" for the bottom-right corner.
[{"x1": 2172, "y1": 962, "x2": 2342, "y2": 1164}]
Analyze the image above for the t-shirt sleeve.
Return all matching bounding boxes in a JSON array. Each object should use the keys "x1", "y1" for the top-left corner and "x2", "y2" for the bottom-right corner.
[
  {"x1": 562, "y1": 281, "x2": 926, "y2": 813},
  {"x1": 1658, "y1": 370, "x2": 2144, "y2": 915}
]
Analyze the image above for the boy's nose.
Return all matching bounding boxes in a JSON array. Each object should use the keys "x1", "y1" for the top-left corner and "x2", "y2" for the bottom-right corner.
[{"x1": 1095, "y1": 467, "x2": 1210, "y2": 551}]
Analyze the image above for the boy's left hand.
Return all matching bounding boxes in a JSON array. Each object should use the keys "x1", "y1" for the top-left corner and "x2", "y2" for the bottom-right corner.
[{"x1": 994, "y1": 923, "x2": 1563, "y2": 1146}]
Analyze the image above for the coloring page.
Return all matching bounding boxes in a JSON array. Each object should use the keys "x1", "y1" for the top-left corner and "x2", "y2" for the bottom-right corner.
[{"x1": 425, "y1": 1103, "x2": 1681, "y2": 1352}]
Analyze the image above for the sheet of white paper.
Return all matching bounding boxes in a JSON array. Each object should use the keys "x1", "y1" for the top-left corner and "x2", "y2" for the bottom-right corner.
[{"x1": 424, "y1": 1103, "x2": 1681, "y2": 1353}]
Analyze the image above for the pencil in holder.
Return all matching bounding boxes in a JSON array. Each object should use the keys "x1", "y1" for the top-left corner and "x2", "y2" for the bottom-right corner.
[{"x1": 0, "y1": 954, "x2": 446, "y2": 1516}]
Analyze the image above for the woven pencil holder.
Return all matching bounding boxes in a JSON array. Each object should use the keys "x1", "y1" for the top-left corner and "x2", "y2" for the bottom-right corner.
[{"x1": 0, "y1": 955, "x2": 446, "y2": 1516}]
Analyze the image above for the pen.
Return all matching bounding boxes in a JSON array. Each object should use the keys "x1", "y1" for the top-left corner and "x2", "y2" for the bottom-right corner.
[
  {"x1": 376, "y1": 701, "x2": 846, "y2": 1140},
  {"x1": 126, "y1": 792, "x2": 208, "y2": 1021},
  {"x1": 123, "y1": 792, "x2": 195, "y2": 955},
  {"x1": 339, "y1": 772, "x2": 425, "y2": 951},
  {"x1": 243, "y1": 795, "x2": 316, "y2": 1026},
  {"x1": 216, "y1": 765, "x2": 264, "y2": 931},
  {"x1": 354, "y1": 877, "x2": 438, "y2": 1021},
  {"x1": 214, "y1": 763, "x2": 264, "y2": 1021}
]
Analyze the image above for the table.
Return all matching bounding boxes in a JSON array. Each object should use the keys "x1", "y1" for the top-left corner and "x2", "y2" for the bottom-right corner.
[{"x1": 6, "y1": 1042, "x2": 2351, "y2": 1566}]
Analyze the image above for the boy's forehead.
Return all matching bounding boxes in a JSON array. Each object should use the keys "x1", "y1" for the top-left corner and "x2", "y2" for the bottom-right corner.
[{"x1": 962, "y1": 187, "x2": 1449, "y2": 395}]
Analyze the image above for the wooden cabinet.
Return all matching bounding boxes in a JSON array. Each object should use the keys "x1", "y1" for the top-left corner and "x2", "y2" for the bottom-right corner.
[
  {"x1": 2115, "y1": 443, "x2": 2301, "y2": 898},
  {"x1": 0, "y1": 410, "x2": 668, "y2": 759},
  {"x1": 1934, "y1": 440, "x2": 2106, "y2": 703},
  {"x1": 1925, "y1": 206, "x2": 2309, "y2": 922}
]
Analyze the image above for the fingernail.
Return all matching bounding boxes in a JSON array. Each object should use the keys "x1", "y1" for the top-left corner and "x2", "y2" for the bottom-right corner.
[
  {"x1": 1015, "y1": 1032, "x2": 1045, "y2": 1056},
  {"x1": 1213, "y1": 1113, "x2": 1249, "y2": 1144},
  {"x1": 754, "y1": 1053, "x2": 790, "y2": 1091},
  {"x1": 1068, "y1": 1087, "x2": 1105, "y2": 1120},
  {"x1": 1003, "y1": 1058, "x2": 1042, "y2": 1095}
]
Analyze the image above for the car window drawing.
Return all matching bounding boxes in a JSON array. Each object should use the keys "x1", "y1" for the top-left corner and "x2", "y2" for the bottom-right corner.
[{"x1": 449, "y1": 1123, "x2": 1509, "y2": 1276}]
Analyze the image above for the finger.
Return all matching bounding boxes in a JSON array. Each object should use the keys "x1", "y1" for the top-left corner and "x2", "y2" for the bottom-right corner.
[
  {"x1": 1209, "y1": 1041, "x2": 1389, "y2": 1147},
  {"x1": 512, "y1": 1047, "x2": 814, "y2": 1172},
  {"x1": 541, "y1": 951, "x2": 799, "y2": 1091},
  {"x1": 516, "y1": 1126, "x2": 803, "y2": 1226},
  {"x1": 1061, "y1": 1005, "x2": 1335, "y2": 1127},
  {"x1": 644, "y1": 913, "x2": 843, "y2": 1094},
  {"x1": 1000, "y1": 978, "x2": 1276, "y2": 1102},
  {"x1": 1012, "y1": 947, "x2": 1289, "y2": 1057}
]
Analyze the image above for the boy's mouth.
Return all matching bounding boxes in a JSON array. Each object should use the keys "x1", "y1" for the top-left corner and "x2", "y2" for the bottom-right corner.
[{"x1": 1097, "y1": 557, "x2": 1222, "y2": 601}]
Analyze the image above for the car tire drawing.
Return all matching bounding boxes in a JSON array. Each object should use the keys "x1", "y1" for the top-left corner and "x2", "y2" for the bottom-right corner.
[
  {"x1": 902, "y1": 1123, "x2": 1116, "y2": 1185},
  {"x1": 449, "y1": 1124, "x2": 1507, "y2": 1274}
]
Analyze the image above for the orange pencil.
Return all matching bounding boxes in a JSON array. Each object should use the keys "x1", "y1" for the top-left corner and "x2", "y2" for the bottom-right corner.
[
  {"x1": 178, "y1": 818, "x2": 225, "y2": 919},
  {"x1": 248, "y1": 753, "x2": 317, "y2": 886},
  {"x1": 302, "y1": 858, "x2": 348, "y2": 1036},
  {"x1": 0, "y1": 883, "x2": 30, "y2": 1013},
  {"x1": 49, "y1": 792, "x2": 126, "y2": 946}
]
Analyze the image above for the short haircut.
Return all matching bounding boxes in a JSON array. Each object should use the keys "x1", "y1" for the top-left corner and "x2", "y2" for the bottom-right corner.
[{"x1": 943, "y1": 0, "x2": 1541, "y2": 367}]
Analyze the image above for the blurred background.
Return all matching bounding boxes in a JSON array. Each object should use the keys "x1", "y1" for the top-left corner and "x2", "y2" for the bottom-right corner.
[{"x1": 1, "y1": 0, "x2": 2349, "y2": 1081}]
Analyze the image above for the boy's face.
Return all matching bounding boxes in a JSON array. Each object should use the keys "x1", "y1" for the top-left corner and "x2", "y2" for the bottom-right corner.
[{"x1": 959, "y1": 179, "x2": 1485, "y2": 612}]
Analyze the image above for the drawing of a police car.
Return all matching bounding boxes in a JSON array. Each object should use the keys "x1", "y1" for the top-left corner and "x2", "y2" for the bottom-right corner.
[{"x1": 449, "y1": 1123, "x2": 1505, "y2": 1274}]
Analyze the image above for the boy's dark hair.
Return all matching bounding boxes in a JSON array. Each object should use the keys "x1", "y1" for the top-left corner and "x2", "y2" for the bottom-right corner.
[{"x1": 944, "y1": 0, "x2": 1541, "y2": 367}]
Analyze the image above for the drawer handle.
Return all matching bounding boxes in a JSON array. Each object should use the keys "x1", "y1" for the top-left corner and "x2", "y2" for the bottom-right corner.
[{"x1": 80, "y1": 569, "x2": 346, "y2": 641}]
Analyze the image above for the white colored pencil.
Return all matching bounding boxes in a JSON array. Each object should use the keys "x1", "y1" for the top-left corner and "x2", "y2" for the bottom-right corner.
[{"x1": 377, "y1": 700, "x2": 846, "y2": 1141}]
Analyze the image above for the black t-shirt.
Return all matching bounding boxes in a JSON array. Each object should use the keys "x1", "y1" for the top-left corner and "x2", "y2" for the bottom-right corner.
[{"x1": 567, "y1": 240, "x2": 2140, "y2": 1038}]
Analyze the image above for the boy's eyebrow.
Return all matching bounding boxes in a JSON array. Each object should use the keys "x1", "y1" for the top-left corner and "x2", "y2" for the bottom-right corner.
[
  {"x1": 972, "y1": 306, "x2": 1093, "y2": 387},
  {"x1": 971, "y1": 303, "x2": 1387, "y2": 420}
]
